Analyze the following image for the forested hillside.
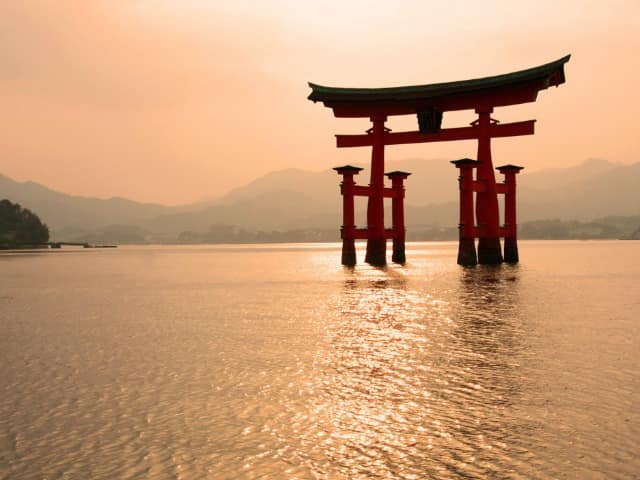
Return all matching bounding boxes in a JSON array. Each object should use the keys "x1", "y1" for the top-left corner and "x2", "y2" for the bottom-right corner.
[{"x1": 0, "y1": 199, "x2": 49, "y2": 247}]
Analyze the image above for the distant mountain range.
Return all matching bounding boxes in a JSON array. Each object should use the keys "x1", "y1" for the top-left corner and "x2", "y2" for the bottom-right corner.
[{"x1": 1, "y1": 158, "x2": 638, "y2": 242}]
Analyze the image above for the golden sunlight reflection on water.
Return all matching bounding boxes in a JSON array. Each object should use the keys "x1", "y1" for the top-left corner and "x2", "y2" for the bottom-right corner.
[
  {"x1": 1, "y1": 242, "x2": 639, "y2": 479},
  {"x1": 277, "y1": 259, "x2": 530, "y2": 479}
]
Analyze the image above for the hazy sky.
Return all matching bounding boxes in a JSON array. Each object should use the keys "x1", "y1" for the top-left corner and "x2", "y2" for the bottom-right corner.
[{"x1": 1, "y1": 0, "x2": 638, "y2": 204}]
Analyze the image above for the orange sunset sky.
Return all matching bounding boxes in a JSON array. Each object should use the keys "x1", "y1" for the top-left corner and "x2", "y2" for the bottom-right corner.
[{"x1": 1, "y1": 0, "x2": 638, "y2": 204}]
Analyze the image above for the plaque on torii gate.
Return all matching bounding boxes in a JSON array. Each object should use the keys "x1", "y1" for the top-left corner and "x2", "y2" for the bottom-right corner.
[{"x1": 308, "y1": 55, "x2": 570, "y2": 266}]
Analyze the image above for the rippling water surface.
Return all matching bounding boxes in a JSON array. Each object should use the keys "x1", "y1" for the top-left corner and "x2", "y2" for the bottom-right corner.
[{"x1": 1, "y1": 241, "x2": 639, "y2": 479}]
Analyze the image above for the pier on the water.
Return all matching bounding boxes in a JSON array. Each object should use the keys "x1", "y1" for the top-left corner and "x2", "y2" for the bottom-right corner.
[
  {"x1": 48, "y1": 242, "x2": 117, "y2": 249},
  {"x1": 0, "y1": 242, "x2": 118, "y2": 250},
  {"x1": 308, "y1": 55, "x2": 570, "y2": 266}
]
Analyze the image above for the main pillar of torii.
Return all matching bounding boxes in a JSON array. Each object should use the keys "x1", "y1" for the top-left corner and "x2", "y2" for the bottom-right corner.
[{"x1": 308, "y1": 55, "x2": 570, "y2": 266}]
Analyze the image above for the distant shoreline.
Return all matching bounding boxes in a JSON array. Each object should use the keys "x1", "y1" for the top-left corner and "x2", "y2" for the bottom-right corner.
[
  {"x1": 4, "y1": 238, "x2": 635, "y2": 251},
  {"x1": 0, "y1": 243, "x2": 117, "y2": 250}
]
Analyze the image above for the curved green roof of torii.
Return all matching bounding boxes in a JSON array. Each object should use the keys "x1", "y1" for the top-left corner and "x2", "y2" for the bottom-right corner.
[{"x1": 308, "y1": 55, "x2": 570, "y2": 115}]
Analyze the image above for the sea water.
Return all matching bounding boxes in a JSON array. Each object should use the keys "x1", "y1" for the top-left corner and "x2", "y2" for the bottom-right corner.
[{"x1": 1, "y1": 241, "x2": 638, "y2": 479}]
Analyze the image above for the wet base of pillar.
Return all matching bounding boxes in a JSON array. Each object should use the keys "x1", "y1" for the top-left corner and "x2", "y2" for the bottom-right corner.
[
  {"x1": 503, "y1": 237, "x2": 519, "y2": 263},
  {"x1": 391, "y1": 239, "x2": 406, "y2": 264},
  {"x1": 365, "y1": 237, "x2": 386, "y2": 266},
  {"x1": 341, "y1": 238, "x2": 356, "y2": 266},
  {"x1": 477, "y1": 237, "x2": 503, "y2": 264},
  {"x1": 457, "y1": 237, "x2": 477, "y2": 266}
]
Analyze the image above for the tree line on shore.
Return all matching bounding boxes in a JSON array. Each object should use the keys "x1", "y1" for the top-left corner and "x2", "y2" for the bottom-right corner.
[{"x1": 0, "y1": 199, "x2": 49, "y2": 247}]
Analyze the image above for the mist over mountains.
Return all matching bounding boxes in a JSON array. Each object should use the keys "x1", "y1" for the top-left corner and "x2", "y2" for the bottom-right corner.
[{"x1": 1, "y1": 158, "x2": 638, "y2": 243}]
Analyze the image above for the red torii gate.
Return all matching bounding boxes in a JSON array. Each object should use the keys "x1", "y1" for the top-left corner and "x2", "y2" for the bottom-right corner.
[{"x1": 308, "y1": 55, "x2": 570, "y2": 266}]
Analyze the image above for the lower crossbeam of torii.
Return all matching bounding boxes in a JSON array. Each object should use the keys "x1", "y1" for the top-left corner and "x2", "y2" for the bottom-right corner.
[{"x1": 308, "y1": 55, "x2": 570, "y2": 266}]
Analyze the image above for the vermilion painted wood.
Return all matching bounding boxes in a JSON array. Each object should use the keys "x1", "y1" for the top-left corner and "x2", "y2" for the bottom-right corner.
[
  {"x1": 333, "y1": 165, "x2": 362, "y2": 266},
  {"x1": 364, "y1": 117, "x2": 388, "y2": 265},
  {"x1": 475, "y1": 109, "x2": 503, "y2": 262},
  {"x1": 316, "y1": 56, "x2": 569, "y2": 265},
  {"x1": 451, "y1": 159, "x2": 478, "y2": 265},
  {"x1": 497, "y1": 165, "x2": 524, "y2": 262},
  {"x1": 387, "y1": 172, "x2": 410, "y2": 263},
  {"x1": 336, "y1": 120, "x2": 535, "y2": 148},
  {"x1": 352, "y1": 185, "x2": 399, "y2": 198}
]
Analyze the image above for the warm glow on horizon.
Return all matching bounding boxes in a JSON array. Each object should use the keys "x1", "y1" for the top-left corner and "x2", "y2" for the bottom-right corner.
[{"x1": 0, "y1": 0, "x2": 638, "y2": 204}]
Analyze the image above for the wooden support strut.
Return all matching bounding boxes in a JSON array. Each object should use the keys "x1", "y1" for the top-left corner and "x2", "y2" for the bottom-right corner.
[
  {"x1": 451, "y1": 158, "x2": 479, "y2": 266},
  {"x1": 333, "y1": 165, "x2": 363, "y2": 266},
  {"x1": 352, "y1": 185, "x2": 399, "y2": 198},
  {"x1": 497, "y1": 164, "x2": 524, "y2": 263},
  {"x1": 334, "y1": 162, "x2": 411, "y2": 266},
  {"x1": 450, "y1": 159, "x2": 525, "y2": 266},
  {"x1": 336, "y1": 120, "x2": 535, "y2": 148},
  {"x1": 386, "y1": 171, "x2": 411, "y2": 264}
]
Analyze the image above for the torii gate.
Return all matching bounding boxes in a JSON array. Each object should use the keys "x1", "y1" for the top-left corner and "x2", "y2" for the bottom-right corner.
[{"x1": 308, "y1": 55, "x2": 570, "y2": 266}]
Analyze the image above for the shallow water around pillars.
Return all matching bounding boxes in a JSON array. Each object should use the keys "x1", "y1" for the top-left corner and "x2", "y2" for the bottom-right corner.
[{"x1": 1, "y1": 241, "x2": 638, "y2": 479}]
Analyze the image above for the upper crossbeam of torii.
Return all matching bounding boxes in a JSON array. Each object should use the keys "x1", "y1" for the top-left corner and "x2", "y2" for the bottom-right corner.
[{"x1": 308, "y1": 55, "x2": 570, "y2": 266}]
